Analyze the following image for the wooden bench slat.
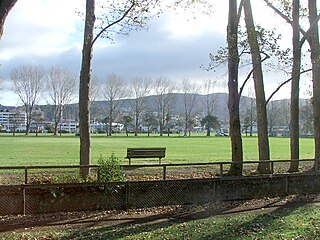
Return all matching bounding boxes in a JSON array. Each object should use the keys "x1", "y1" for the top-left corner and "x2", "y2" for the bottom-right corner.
[{"x1": 126, "y1": 147, "x2": 166, "y2": 165}]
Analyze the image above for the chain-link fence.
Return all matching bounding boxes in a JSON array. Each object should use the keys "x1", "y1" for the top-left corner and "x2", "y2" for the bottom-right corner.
[
  {"x1": 0, "y1": 172, "x2": 320, "y2": 216},
  {"x1": 0, "y1": 159, "x2": 316, "y2": 185},
  {"x1": 0, "y1": 159, "x2": 319, "y2": 215}
]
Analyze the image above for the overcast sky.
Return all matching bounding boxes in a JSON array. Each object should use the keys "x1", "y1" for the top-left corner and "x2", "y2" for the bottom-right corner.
[{"x1": 0, "y1": 0, "x2": 314, "y2": 106}]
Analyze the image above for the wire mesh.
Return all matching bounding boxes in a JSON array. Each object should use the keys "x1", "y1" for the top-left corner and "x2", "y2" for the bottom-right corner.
[
  {"x1": 0, "y1": 160, "x2": 318, "y2": 216},
  {"x1": 0, "y1": 186, "x2": 22, "y2": 215}
]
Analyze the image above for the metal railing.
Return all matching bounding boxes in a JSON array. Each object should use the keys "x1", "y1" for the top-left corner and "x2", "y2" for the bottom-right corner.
[{"x1": 0, "y1": 159, "x2": 316, "y2": 185}]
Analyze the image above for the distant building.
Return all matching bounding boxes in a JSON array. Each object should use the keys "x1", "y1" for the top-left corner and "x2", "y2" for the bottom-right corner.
[
  {"x1": 0, "y1": 109, "x2": 26, "y2": 132},
  {"x1": 58, "y1": 120, "x2": 78, "y2": 133}
]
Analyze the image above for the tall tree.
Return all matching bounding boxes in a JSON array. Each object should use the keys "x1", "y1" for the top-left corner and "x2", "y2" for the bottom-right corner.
[
  {"x1": 89, "y1": 74, "x2": 102, "y2": 122},
  {"x1": 227, "y1": 0, "x2": 243, "y2": 176},
  {"x1": 130, "y1": 76, "x2": 152, "y2": 136},
  {"x1": 243, "y1": 0, "x2": 270, "y2": 173},
  {"x1": 300, "y1": 100, "x2": 313, "y2": 136},
  {"x1": 79, "y1": 0, "x2": 163, "y2": 176},
  {"x1": 308, "y1": 0, "x2": 320, "y2": 170},
  {"x1": 263, "y1": 0, "x2": 320, "y2": 170},
  {"x1": 154, "y1": 77, "x2": 175, "y2": 137},
  {"x1": 121, "y1": 115, "x2": 133, "y2": 137},
  {"x1": 181, "y1": 79, "x2": 200, "y2": 137},
  {"x1": 11, "y1": 65, "x2": 45, "y2": 135},
  {"x1": 202, "y1": 79, "x2": 218, "y2": 130},
  {"x1": 288, "y1": 0, "x2": 302, "y2": 172},
  {"x1": 143, "y1": 111, "x2": 157, "y2": 137},
  {"x1": 0, "y1": 0, "x2": 18, "y2": 39},
  {"x1": 47, "y1": 67, "x2": 77, "y2": 136},
  {"x1": 103, "y1": 74, "x2": 126, "y2": 136},
  {"x1": 79, "y1": 0, "x2": 95, "y2": 177},
  {"x1": 267, "y1": 100, "x2": 280, "y2": 135},
  {"x1": 201, "y1": 114, "x2": 220, "y2": 137}
]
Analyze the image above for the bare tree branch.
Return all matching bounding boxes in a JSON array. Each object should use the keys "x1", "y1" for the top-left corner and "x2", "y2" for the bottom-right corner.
[
  {"x1": 299, "y1": 13, "x2": 320, "y2": 48},
  {"x1": 238, "y1": 52, "x2": 270, "y2": 99},
  {"x1": 236, "y1": 0, "x2": 245, "y2": 26},
  {"x1": 263, "y1": 0, "x2": 306, "y2": 35},
  {"x1": 266, "y1": 68, "x2": 312, "y2": 105},
  {"x1": 91, "y1": 1, "x2": 136, "y2": 47}
]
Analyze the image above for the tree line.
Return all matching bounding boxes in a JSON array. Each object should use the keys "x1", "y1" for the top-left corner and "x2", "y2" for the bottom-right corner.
[
  {"x1": 7, "y1": 64, "x2": 222, "y2": 138},
  {"x1": 1, "y1": 0, "x2": 319, "y2": 177}
]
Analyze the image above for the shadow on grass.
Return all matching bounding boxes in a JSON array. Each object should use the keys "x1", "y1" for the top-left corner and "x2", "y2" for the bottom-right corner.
[{"x1": 56, "y1": 195, "x2": 319, "y2": 240}]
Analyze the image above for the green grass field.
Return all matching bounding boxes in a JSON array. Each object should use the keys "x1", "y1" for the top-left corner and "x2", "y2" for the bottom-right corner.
[
  {"x1": 1, "y1": 201, "x2": 319, "y2": 239},
  {"x1": 0, "y1": 133, "x2": 315, "y2": 166}
]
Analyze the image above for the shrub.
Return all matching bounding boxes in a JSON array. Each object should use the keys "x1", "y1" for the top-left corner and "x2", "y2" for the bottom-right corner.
[{"x1": 97, "y1": 153, "x2": 125, "y2": 182}]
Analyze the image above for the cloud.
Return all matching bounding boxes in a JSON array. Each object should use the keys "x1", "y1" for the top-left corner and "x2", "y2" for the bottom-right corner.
[
  {"x1": 0, "y1": 0, "x2": 308, "y2": 106},
  {"x1": 91, "y1": 16, "x2": 226, "y2": 82},
  {"x1": 0, "y1": 0, "x2": 83, "y2": 60}
]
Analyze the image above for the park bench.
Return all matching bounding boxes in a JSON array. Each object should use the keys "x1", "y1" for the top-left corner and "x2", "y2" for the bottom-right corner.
[{"x1": 125, "y1": 147, "x2": 166, "y2": 165}]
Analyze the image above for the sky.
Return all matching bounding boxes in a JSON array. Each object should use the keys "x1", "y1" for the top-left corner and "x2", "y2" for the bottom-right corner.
[{"x1": 0, "y1": 0, "x2": 314, "y2": 106}]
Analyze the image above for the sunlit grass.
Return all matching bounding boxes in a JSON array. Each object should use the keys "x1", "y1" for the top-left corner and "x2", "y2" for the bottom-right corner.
[{"x1": 0, "y1": 133, "x2": 314, "y2": 166}]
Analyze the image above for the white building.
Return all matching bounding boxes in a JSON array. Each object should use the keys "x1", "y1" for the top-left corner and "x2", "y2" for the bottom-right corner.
[
  {"x1": 0, "y1": 109, "x2": 26, "y2": 131},
  {"x1": 58, "y1": 120, "x2": 78, "y2": 133}
]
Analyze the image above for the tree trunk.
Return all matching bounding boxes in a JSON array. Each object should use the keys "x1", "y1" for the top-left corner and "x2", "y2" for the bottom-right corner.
[
  {"x1": 0, "y1": 0, "x2": 18, "y2": 39},
  {"x1": 108, "y1": 117, "x2": 112, "y2": 136},
  {"x1": 244, "y1": 0, "x2": 270, "y2": 173},
  {"x1": 308, "y1": 0, "x2": 320, "y2": 170},
  {"x1": 54, "y1": 105, "x2": 58, "y2": 135},
  {"x1": 289, "y1": 0, "x2": 301, "y2": 172},
  {"x1": 25, "y1": 107, "x2": 32, "y2": 135},
  {"x1": 250, "y1": 98, "x2": 253, "y2": 136},
  {"x1": 227, "y1": 0, "x2": 243, "y2": 176},
  {"x1": 79, "y1": 0, "x2": 95, "y2": 178},
  {"x1": 135, "y1": 114, "x2": 138, "y2": 136}
]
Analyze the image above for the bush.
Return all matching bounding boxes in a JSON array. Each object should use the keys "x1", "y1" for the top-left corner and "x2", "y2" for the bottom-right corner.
[{"x1": 97, "y1": 153, "x2": 125, "y2": 182}]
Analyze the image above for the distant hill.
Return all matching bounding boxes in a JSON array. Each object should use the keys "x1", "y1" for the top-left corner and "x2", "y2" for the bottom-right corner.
[
  {"x1": 4, "y1": 93, "x2": 310, "y2": 124},
  {"x1": 87, "y1": 93, "x2": 256, "y2": 122}
]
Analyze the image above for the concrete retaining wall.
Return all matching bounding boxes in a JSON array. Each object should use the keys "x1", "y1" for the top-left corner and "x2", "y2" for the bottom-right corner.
[{"x1": 0, "y1": 173, "x2": 319, "y2": 215}]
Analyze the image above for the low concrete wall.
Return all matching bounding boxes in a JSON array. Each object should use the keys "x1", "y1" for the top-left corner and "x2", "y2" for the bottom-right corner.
[{"x1": 0, "y1": 173, "x2": 319, "y2": 215}]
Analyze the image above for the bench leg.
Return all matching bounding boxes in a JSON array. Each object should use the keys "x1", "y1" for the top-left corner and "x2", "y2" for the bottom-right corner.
[
  {"x1": 159, "y1": 158, "x2": 161, "y2": 164},
  {"x1": 129, "y1": 158, "x2": 131, "y2": 165}
]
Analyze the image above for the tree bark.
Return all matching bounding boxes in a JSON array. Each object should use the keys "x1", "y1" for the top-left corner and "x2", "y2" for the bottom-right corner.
[
  {"x1": 244, "y1": 0, "x2": 270, "y2": 173},
  {"x1": 308, "y1": 0, "x2": 320, "y2": 170},
  {"x1": 79, "y1": 0, "x2": 95, "y2": 177},
  {"x1": 289, "y1": 0, "x2": 301, "y2": 172},
  {"x1": 227, "y1": 0, "x2": 243, "y2": 176},
  {"x1": 0, "y1": 0, "x2": 18, "y2": 39}
]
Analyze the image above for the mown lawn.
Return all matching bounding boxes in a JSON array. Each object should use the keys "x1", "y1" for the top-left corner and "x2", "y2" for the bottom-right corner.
[{"x1": 0, "y1": 133, "x2": 315, "y2": 166}]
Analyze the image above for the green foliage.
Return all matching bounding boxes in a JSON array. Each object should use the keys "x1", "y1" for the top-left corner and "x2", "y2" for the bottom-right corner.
[
  {"x1": 28, "y1": 173, "x2": 94, "y2": 184},
  {"x1": 97, "y1": 153, "x2": 125, "y2": 182},
  {"x1": 201, "y1": 114, "x2": 220, "y2": 129}
]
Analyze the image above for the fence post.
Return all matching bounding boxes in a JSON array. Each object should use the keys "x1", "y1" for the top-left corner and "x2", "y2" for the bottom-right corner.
[
  {"x1": 270, "y1": 161, "x2": 274, "y2": 175},
  {"x1": 163, "y1": 166, "x2": 167, "y2": 180},
  {"x1": 24, "y1": 167, "x2": 28, "y2": 184},
  {"x1": 220, "y1": 163, "x2": 223, "y2": 177}
]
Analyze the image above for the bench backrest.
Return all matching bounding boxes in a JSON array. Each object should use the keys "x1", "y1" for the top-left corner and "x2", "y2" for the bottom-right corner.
[{"x1": 126, "y1": 148, "x2": 166, "y2": 159}]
